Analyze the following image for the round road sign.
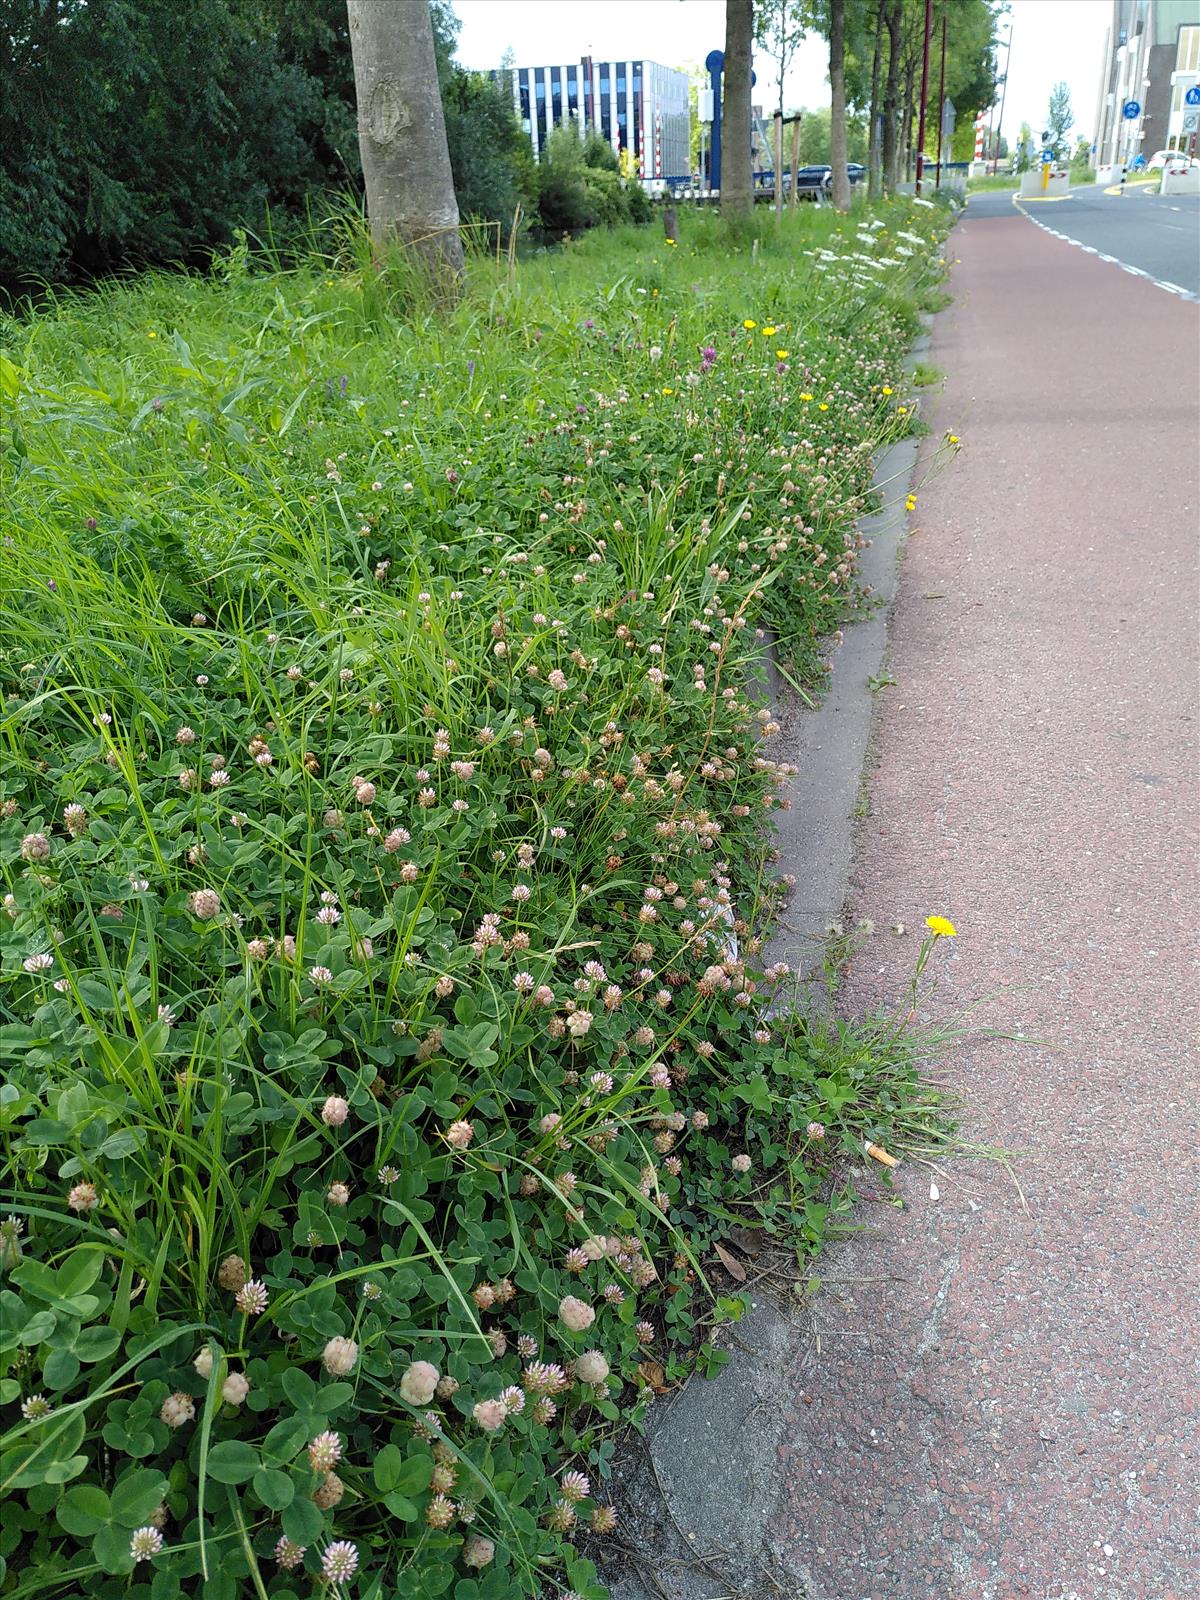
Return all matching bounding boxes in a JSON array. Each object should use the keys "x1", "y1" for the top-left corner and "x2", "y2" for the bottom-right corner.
[
  {"x1": 1122, "y1": 99, "x2": 1141, "y2": 120},
  {"x1": 1184, "y1": 84, "x2": 1200, "y2": 107}
]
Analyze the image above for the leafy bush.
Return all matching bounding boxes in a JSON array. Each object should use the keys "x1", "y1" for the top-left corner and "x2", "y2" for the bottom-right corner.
[{"x1": 0, "y1": 203, "x2": 953, "y2": 1597}]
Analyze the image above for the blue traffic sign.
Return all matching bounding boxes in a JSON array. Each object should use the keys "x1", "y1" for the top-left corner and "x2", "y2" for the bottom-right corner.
[
  {"x1": 1041, "y1": 148, "x2": 1053, "y2": 164},
  {"x1": 1122, "y1": 99, "x2": 1141, "y2": 119},
  {"x1": 1185, "y1": 85, "x2": 1200, "y2": 107}
]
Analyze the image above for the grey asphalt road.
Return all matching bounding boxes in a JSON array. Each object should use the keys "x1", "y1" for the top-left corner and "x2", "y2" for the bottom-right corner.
[{"x1": 966, "y1": 181, "x2": 1200, "y2": 295}]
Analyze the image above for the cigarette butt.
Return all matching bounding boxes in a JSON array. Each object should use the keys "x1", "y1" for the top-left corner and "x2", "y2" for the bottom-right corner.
[{"x1": 864, "y1": 1139, "x2": 899, "y2": 1168}]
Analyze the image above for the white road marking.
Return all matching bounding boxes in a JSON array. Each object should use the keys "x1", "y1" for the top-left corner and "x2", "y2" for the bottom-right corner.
[{"x1": 1010, "y1": 197, "x2": 1198, "y2": 300}]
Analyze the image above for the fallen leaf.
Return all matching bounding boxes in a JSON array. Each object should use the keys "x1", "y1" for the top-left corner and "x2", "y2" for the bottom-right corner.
[
  {"x1": 726, "y1": 1225, "x2": 764, "y2": 1257},
  {"x1": 637, "y1": 1359, "x2": 669, "y2": 1393},
  {"x1": 714, "y1": 1243, "x2": 747, "y2": 1281}
]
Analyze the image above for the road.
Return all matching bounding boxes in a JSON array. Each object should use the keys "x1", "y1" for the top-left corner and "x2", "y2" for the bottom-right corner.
[
  {"x1": 771, "y1": 198, "x2": 1199, "y2": 1595},
  {"x1": 967, "y1": 181, "x2": 1200, "y2": 296}
]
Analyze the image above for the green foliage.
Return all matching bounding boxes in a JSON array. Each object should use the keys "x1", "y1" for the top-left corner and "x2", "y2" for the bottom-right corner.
[
  {"x1": 536, "y1": 124, "x2": 649, "y2": 237},
  {"x1": 795, "y1": 106, "x2": 870, "y2": 165},
  {"x1": 0, "y1": 200, "x2": 953, "y2": 1596},
  {"x1": 1045, "y1": 81, "x2": 1074, "y2": 161}
]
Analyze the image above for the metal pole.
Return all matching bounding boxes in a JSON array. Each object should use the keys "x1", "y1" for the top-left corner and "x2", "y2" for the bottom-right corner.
[
  {"x1": 915, "y1": 0, "x2": 933, "y2": 195},
  {"x1": 774, "y1": 110, "x2": 783, "y2": 217},
  {"x1": 935, "y1": 10, "x2": 946, "y2": 188},
  {"x1": 994, "y1": 18, "x2": 1013, "y2": 176}
]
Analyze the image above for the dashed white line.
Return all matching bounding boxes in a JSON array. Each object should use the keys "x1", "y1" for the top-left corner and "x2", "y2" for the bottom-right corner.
[{"x1": 1009, "y1": 198, "x2": 1197, "y2": 301}]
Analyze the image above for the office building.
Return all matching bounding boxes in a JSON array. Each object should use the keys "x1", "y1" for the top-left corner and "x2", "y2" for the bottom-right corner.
[
  {"x1": 506, "y1": 59, "x2": 691, "y2": 179},
  {"x1": 1092, "y1": 1, "x2": 1200, "y2": 162}
]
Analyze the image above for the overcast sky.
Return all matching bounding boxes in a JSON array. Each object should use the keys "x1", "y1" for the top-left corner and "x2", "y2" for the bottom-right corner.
[{"x1": 453, "y1": 0, "x2": 1113, "y2": 144}]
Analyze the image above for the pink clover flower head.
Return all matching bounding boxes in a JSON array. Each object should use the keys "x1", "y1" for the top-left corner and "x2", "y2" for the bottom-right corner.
[
  {"x1": 322, "y1": 1335, "x2": 358, "y2": 1375},
  {"x1": 188, "y1": 888, "x2": 220, "y2": 920},
  {"x1": 399, "y1": 1360, "x2": 440, "y2": 1405},
  {"x1": 308, "y1": 1430, "x2": 342, "y2": 1471},
  {"x1": 558, "y1": 1295, "x2": 595, "y2": 1333},
  {"x1": 235, "y1": 1279, "x2": 269, "y2": 1315},
  {"x1": 20, "y1": 832, "x2": 51, "y2": 862},
  {"x1": 320, "y1": 1540, "x2": 359, "y2": 1583},
  {"x1": 445, "y1": 1119, "x2": 474, "y2": 1149},
  {"x1": 473, "y1": 1397, "x2": 507, "y2": 1432},
  {"x1": 731, "y1": 1153, "x2": 752, "y2": 1174},
  {"x1": 321, "y1": 1095, "x2": 350, "y2": 1126}
]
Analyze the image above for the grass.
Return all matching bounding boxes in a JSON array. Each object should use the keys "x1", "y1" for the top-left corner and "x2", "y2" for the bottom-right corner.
[
  {"x1": 966, "y1": 172, "x2": 1018, "y2": 192},
  {"x1": 0, "y1": 199, "x2": 960, "y2": 1600}
]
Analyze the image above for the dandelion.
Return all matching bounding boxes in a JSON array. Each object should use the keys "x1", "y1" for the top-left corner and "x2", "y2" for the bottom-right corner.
[
  {"x1": 235, "y1": 1279, "x2": 269, "y2": 1315},
  {"x1": 742, "y1": 319, "x2": 757, "y2": 330},
  {"x1": 925, "y1": 915, "x2": 957, "y2": 938},
  {"x1": 322, "y1": 1336, "x2": 358, "y2": 1375},
  {"x1": 129, "y1": 1527, "x2": 164, "y2": 1563},
  {"x1": 320, "y1": 1541, "x2": 359, "y2": 1583}
]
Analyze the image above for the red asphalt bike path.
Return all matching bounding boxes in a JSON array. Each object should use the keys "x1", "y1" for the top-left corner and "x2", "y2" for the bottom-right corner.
[{"x1": 769, "y1": 214, "x2": 1199, "y2": 1597}]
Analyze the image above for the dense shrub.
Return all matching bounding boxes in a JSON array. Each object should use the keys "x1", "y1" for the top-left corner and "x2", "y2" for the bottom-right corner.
[{"x1": 0, "y1": 202, "x2": 954, "y2": 1597}]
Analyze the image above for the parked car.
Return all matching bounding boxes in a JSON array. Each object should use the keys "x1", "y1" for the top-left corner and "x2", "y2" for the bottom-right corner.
[{"x1": 1148, "y1": 149, "x2": 1199, "y2": 168}]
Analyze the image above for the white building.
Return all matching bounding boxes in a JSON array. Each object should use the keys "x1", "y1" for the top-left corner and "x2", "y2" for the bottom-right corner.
[{"x1": 506, "y1": 58, "x2": 691, "y2": 179}]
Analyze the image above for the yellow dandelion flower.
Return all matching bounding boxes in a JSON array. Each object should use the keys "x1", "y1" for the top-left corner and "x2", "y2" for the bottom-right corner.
[
  {"x1": 818, "y1": 402, "x2": 829, "y2": 411},
  {"x1": 147, "y1": 330, "x2": 157, "y2": 339},
  {"x1": 661, "y1": 386, "x2": 674, "y2": 395},
  {"x1": 897, "y1": 405, "x2": 907, "y2": 415},
  {"x1": 743, "y1": 319, "x2": 757, "y2": 330},
  {"x1": 664, "y1": 238, "x2": 677, "y2": 247},
  {"x1": 776, "y1": 350, "x2": 789, "y2": 360},
  {"x1": 947, "y1": 433, "x2": 960, "y2": 444},
  {"x1": 762, "y1": 325, "x2": 777, "y2": 336},
  {"x1": 925, "y1": 915, "x2": 956, "y2": 938},
  {"x1": 881, "y1": 385, "x2": 893, "y2": 395},
  {"x1": 800, "y1": 392, "x2": 813, "y2": 402}
]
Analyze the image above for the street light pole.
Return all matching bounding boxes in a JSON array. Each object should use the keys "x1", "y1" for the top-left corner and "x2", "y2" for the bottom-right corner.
[
  {"x1": 915, "y1": 0, "x2": 933, "y2": 195},
  {"x1": 935, "y1": 10, "x2": 946, "y2": 189},
  {"x1": 994, "y1": 17, "x2": 1013, "y2": 175}
]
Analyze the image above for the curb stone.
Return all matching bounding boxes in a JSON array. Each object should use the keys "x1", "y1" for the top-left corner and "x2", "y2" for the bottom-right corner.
[{"x1": 600, "y1": 329, "x2": 933, "y2": 1600}]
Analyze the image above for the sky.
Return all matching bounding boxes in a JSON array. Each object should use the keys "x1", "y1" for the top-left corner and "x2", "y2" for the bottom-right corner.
[{"x1": 453, "y1": 0, "x2": 1113, "y2": 144}]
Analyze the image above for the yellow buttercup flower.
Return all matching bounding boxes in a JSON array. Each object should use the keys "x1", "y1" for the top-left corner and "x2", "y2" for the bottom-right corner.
[
  {"x1": 661, "y1": 387, "x2": 674, "y2": 395},
  {"x1": 881, "y1": 385, "x2": 893, "y2": 395},
  {"x1": 776, "y1": 350, "x2": 789, "y2": 360},
  {"x1": 947, "y1": 433, "x2": 959, "y2": 444},
  {"x1": 147, "y1": 330, "x2": 157, "y2": 339},
  {"x1": 905, "y1": 494, "x2": 917, "y2": 511},
  {"x1": 818, "y1": 402, "x2": 829, "y2": 411},
  {"x1": 800, "y1": 392, "x2": 813, "y2": 402},
  {"x1": 743, "y1": 319, "x2": 757, "y2": 330},
  {"x1": 897, "y1": 405, "x2": 907, "y2": 415},
  {"x1": 925, "y1": 915, "x2": 957, "y2": 938}
]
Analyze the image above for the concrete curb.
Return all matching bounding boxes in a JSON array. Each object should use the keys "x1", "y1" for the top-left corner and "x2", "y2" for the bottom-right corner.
[{"x1": 601, "y1": 331, "x2": 932, "y2": 1600}]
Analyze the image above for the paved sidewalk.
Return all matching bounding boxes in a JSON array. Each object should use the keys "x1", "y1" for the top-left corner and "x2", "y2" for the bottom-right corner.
[{"x1": 770, "y1": 213, "x2": 1200, "y2": 1595}]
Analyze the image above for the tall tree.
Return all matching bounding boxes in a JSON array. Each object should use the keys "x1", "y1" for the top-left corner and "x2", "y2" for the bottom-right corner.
[
  {"x1": 346, "y1": 0, "x2": 463, "y2": 285},
  {"x1": 755, "y1": 0, "x2": 807, "y2": 123},
  {"x1": 827, "y1": 0, "x2": 851, "y2": 208},
  {"x1": 722, "y1": 0, "x2": 755, "y2": 218},
  {"x1": 1045, "y1": 80, "x2": 1072, "y2": 159},
  {"x1": 865, "y1": 0, "x2": 885, "y2": 199},
  {"x1": 881, "y1": 0, "x2": 903, "y2": 191}
]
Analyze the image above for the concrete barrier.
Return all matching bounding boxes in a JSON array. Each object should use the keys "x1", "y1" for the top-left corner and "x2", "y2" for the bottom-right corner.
[
  {"x1": 1020, "y1": 168, "x2": 1069, "y2": 197},
  {"x1": 1161, "y1": 163, "x2": 1200, "y2": 196},
  {"x1": 1094, "y1": 163, "x2": 1122, "y2": 185}
]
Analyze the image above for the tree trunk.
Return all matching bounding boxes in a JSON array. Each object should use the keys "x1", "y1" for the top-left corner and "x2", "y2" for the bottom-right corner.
[
  {"x1": 882, "y1": 0, "x2": 902, "y2": 193},
  {"x1": 867, "y1": 0, "x2": 884, "y2": 201},
  {"x1": 346, "y1": 0, "x2": 463, "y2": 287},
  {"x1": 829, "y1": 0, "x2": 851, "y2": 210},
  {"x1": 721, "y1": 0, "x2": 754, "y2": 219}
]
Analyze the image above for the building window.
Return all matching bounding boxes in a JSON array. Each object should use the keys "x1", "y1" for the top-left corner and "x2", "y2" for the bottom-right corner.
[{"x1": 1178, "y1": 26, "x2": 1200, "y2": 73}]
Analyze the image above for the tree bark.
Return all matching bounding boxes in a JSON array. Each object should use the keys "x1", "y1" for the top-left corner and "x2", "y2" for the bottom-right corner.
[
  {"x1": 346, "y1": 0, "x2": 464, "y2": 286},
  {"x1": 867, "y1": 0, "x2": 884, "y2": 201},
  {"x1": 721, "y1": 0, "x2": 754, "y2": 219},
  {"x1": 829, "y1": 0, "x2": 851, "y2": 210},
  {"x1": 882, "y1": 0, "x2": 902, "y2": 193}
]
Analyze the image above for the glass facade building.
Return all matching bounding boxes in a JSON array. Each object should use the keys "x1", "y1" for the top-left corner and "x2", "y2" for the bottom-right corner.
[{"x1": 507, "y1": 58, "x2": 691, "y2": 179}]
